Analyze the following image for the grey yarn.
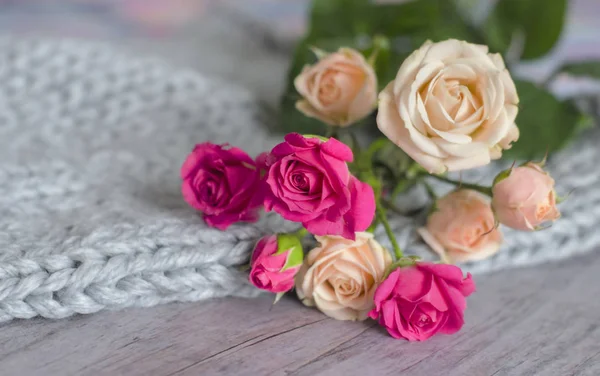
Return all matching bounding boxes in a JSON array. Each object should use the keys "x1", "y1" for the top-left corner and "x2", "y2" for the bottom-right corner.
[{"x1": 0, "y1": 38, "x2": 598, "y2": 323}]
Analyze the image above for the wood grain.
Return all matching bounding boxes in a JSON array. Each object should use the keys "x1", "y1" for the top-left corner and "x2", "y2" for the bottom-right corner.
[{"x1": 1, "y1": 249, "x2": 599, "y2": 376}]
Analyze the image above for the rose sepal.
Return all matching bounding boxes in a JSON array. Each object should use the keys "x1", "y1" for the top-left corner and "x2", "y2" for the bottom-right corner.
[
  {"x1": 275, "y1": 233, "x2": 304, "y2": 271},
  {"x1": 383, "y1": 256, "x2": 420, "y2": 278}
]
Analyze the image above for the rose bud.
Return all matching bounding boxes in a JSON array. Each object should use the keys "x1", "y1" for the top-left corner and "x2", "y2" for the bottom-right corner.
[
  {"x1": 377, "y1": 39, "x2": 519, "y2": 173},
  {"x1": 418, "y1": 190, "x2": 503, "y2": 263},
  {"x1": 295, "y1": 232, "x2": 392, "y2": 321},
  {"x1": 492, "y1": 162, "x2": 561, "y2": 231},
  {"x1": 294, "y1": 47, "x2": 377, "y2": 127},
  {"x1": 181, "y1": 143, "x2": 264, "y2": 230},
  {"x1": 249, "y1": 234, "x2": 304, "y2": 294},
  {"x1": 369, "y1": 262, "x2": 475, "y2": 341},
  {"x1": 263, "y1": 133, "x2": 375, "y2": 240}
]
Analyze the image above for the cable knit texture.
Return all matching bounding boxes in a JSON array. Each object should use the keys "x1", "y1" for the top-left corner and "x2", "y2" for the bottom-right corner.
[{"x1": 0, "y1": 38, "x2": 598, "y2": 323}]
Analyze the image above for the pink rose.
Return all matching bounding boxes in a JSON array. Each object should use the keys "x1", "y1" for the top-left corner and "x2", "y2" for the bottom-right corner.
[
  {"x1": 492, "y1": 163, "x2": 561, "y2": 231},
  {"x1": 369, "y1": 262, "x2": 475, "y2": 341},
  {"x1": 418, "y1": 190, "x2": 503, "y2": 263},
  {"x1": 249, "y1": 234, "x2": 303, "y2": 293},
  {"x1": 181, "y1": 143, "x2": 263, "y2": 230},
  {"x1": 263, "y1": 133, "x2": 375, "y2": 240}
]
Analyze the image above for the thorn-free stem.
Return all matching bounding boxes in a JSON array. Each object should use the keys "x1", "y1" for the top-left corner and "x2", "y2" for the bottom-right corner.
[
  {"x1": 427, "y1": 174, "x2": 493, "y2": 196},
  {"x1": 376, "y1": 205, "x2": 403, "y2": 260}
]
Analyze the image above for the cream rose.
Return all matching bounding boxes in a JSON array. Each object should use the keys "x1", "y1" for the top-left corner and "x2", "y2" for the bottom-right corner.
[
  {"x1": 294, "y1": 48, "x2": 377, "y2": 127},
  {"x1": 418, "y1": 189, "x2": 503, "y2": 263},
  {"x1": 295, "y1": 232, "x2": 392, "y2": 321},
  {"x1": 377, "y1": 39, "x2": 519, "y2": 173}
]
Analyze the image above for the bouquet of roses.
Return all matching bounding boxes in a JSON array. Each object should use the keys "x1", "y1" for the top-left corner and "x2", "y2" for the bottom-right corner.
[{"x1": 180, "y1": 39, "x2": 562, "y2": 341}]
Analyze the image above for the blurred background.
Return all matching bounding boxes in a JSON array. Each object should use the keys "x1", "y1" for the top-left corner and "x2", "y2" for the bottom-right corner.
[{"x1": 1, "y1": 0, "x2": 599, "y2": 105}]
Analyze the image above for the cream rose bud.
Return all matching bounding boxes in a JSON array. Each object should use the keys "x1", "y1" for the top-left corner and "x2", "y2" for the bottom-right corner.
[
  {"x1": 377, "y1": 39, "x2": 520, "y2": 174},
  {"x1": 295, "y1": 232, "x2": 392, "y2": 321},
  {"x1": 294, "y1": 48, "x2": 377, "y2": 127},
  {"x1": 418, "y1": 190, "x2": 503, "y2": 263},
  {"x1": 492, "y1": 163, "x2": 561, "y2": 231}
]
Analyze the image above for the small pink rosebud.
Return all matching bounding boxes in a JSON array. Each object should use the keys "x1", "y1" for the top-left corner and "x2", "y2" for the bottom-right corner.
[
  {"x1": 492, "y1": 162, "x2": 561, "y2": 231},
  {"x1": 249, "y1": 234, "x2": 304, "y2": 294}
]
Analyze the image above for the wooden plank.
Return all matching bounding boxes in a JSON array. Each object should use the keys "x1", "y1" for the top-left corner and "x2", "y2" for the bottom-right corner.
[{"x1": 1, "y1": 250, "x2": 599, "y2": 376}]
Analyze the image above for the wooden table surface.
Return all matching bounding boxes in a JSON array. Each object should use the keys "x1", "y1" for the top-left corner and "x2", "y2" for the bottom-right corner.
[
  {"x1": 1, "y1": 2, "x2": 599, "y2": 376},
  {"x1": 2, "y1": 249, "x2": 599, "y2": 376}
]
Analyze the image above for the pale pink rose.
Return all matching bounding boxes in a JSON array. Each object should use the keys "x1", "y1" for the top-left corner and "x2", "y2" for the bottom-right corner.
[
  {"x1": 294, "y1": 48, "x2": 377, "y2": 127},
  {"x1": 418, "y1": 190, "x2": 503, "y2": 263},
  {"x1": 295, "y1": 233, "x2": 392, "y2": 321},
  {"x1": 492, "y1": 163, "x2": 561, "y2": 231},
  {"x1": 377, "y1": 39, "x2": 520, "y2": 174}
]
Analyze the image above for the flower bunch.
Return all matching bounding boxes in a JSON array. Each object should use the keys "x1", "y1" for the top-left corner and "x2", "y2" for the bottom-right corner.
[{"x1": 180, "y1": 39, "x2": 564, "y2": 341}]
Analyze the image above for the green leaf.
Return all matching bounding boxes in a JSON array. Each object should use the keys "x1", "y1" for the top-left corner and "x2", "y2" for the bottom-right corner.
[
  {"x1": 503, "y1": 80, "x2": 592, "y2": 160},
  {"x1": 411, "y1": 0, "x2": 482, "y2": 46},
  {"x1": 276, "y1": 234, "x2": 304, "y2": 270},
  {"x1": 308, "y1": 0, "x2": 440, "y2": 40},
  {"x1": 560, "y1": 61, "x2": 600, "y2": 80},
  {"x1": 484, "y1": 0, "x2": 567, "y2": 59}
]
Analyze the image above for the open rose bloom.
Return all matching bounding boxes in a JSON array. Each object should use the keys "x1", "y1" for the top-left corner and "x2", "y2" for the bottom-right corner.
[
  {"x1": 418, "y1": 190, "x2": 503, "y2": 263},
  {"x1": 377, "y1": 39, "x2": 520, "y2": 173},
  {"x1": 181, "y1": 143, "x2": 264, "y2": 229},
  {"x1": 294, "y1": 48, "x2": 377, "y2": 127},
  {"x1": 263, "y1": 133, "x2": 375, "y2": 240},
  {"x1": 296, "y1": 233, "x2": 392, "y2": 321},
  {"x1": 369, "y1": 262, "x2": 475, "y2": 341}
]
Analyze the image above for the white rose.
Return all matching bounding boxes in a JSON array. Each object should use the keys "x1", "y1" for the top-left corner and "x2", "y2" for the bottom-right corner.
[
  {"x1": 377, "y1": 39, "x2": 519, "y2": 173},
  {"x1": 295, "y1": 232, "x2": 392, "y2": 321}
]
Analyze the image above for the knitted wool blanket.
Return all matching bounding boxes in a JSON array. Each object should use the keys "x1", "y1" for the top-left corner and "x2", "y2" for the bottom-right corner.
[{"x1": 1, "y1": 38, "x2": 599, "y2": 322}]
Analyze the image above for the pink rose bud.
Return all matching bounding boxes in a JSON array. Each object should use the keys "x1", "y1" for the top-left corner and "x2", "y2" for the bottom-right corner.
[
  {"x1": 263, "y1": 133, "x2": 375, "y2": 240},
  {"x1": 294, "y1": 47, "x2": 377, "y2": 127},
  {"x1": 418, "y1": 190, "x2": 503, "y2": 263},
  {"x1": 181, "y1": 143, "x2": 264, "y2": 230},
  {"x1": 249, "y1": 234, "x2": 304, "y2": 294},
  {"x1": 369, "y1": 262, "x2": 475, "y2": 341},
  {"x1": 492, "y1": 162, "x2": 561, "y2": 231}
]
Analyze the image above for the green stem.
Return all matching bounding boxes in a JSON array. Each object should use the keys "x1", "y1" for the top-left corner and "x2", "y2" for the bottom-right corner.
[
  {"x1": 376, "y1": 205, "x2": 403, "y2": 260},
  {"x1": 367, "y1": 35, "x2": 390, "y2": 67},
  {"x1": 427, "y1": 174, "x2": 493, "y2": 196},
  {"x1": 391, "y1": 179, "x2": 415, "y2": 199}
]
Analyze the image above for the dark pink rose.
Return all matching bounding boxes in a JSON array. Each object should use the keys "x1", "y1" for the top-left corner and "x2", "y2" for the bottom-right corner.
[
  {"x1": 263, "y1": 133, "x2": 375, "y2": 240},
  {"x1": 181, "y1": 143, "x2": 263, "y2": 230},
  {"x1": 249, "y1": 234, "x2": 303, "y2": 293},
  {"x1": 369, "y1": 262, "x2": 476, "y2": 341}
]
